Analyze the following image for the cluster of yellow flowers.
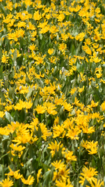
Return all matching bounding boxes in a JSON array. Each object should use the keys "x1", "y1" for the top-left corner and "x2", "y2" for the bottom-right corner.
[{"x1": 0, "y1": 0, "x2": 105, "y2": 186}]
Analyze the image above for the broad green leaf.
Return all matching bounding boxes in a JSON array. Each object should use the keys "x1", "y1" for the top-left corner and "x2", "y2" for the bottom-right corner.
[
  {"x1": 5, "y1": 111, "x2": 14, "y2": 123},
  {"x1": 13, "y1": 49, "x2": 17, "y2": 62},
  {"x1": 26, "y1": 87, "x2": 33, "y2": 99}
]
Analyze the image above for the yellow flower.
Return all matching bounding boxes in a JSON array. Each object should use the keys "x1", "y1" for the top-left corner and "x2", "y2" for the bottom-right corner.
[
  {"x1": 14, "y1": 29, "x2": 25, "y2": 38},
  {"x1": 48, "y1": 140, "x2": 63, "y2": 157},
  {"x1": 81, "y1": 140, "x2": 98, "y2": 154},
  {"x1": 58, "y1": 166, "x2": 70, "y2": 181},
  {"x1": 38, "y1": 21, "x2": 48, "y2": 29},
  {"x1": 54, "y1": 116, "x2": 59, "y2": 125},
  {"x1": 57, "y1": 13, "x2": 65, "y2": 22},
  {"x1": 0, "y1": 177, "x2": 13, "y2": 187},
  {"x1": 51, "y1": 160, "x2": 65, "y2": 170},
  {"x1": 48, "y1": 48, "x2": 54, "y2": 55},
  {"x1": 82, "y1": 125, "x2": 95, "y2": 134},
  {"x1": 50, "y1": 25, "x2": 58, "y2": 34},
  {"x1": 79, "y1": 166, "x2": 98, "y2": 185},
  {"x1": 30, "y1": 118, "x2": 39, "y2": 131},
  {"x1": 95, "y1": 67, "x2": 102, "y2": 78},
  {"x1": 62, "y1": 150, "x2": 77, "y2": 162},
  {"x1": 93, "y1": 31, "x2": 101, "y2": 41},
  {"x1": 23, "y1": 101, "x2": 33, "y2": 109},
  {"x1": 17, "y1": 21, "x2": 26, "y2": 28},
  {"x1": 53, "y1": 124, "x2": 65, "y2": 138},
  {"x1": 33, "y1": 11, "x2": 41, "y2": 21},
  {"x1": 27, "y1": 22, "x2": 36, "y2": 30},
  {"x1": 40, "y1": 123, "x2": 52, "y2": 141},
  {"x1": 52, "y1": 159, "x2": 70, "y2": 181},
  {"x1": 29, "y1": 44, "x2": 36, "y2": 51},
  {"x1": 45, "y1": 102, "x2": 57, "y2": 115},
  {"x1": 61, "y1": 33, "x2": 68, "y2": 41},
  {"x1": 14, "y1": 170, "x2": 22, "y2": 180},
  {"x1": 40, "y1": 25, "x2": 50, "y2": 34},
  {"x1": 70, "y1": 87, "x2": 77, "y2": 95},
  {"x1": 66, "y1": 127, "x2": 81, "y2": 140},
  {"x1": 14, "y1": 100, "x2": 32, "y2": 110},
  {"x1": 63, "y1": 102, "x2": 73, "y2": 112},
  {"x1": 78, "y1": 86, "x2": 84, "y2": 93},
  {"x1": 82, "y1": 45, "x2": 92, "y2": 55},
  {"x1": 91, "y1": 100, "x2": 98, "y2": 107},
  {"x1": 86, "y1": 178, "x2": 104, "y2": 187},
  {"x1": 10, "y1": 143, "x2": 25, "y2": 152},
  {"x1": 24, "y1": 0, "x2": 32, "y2": 7},
  {"x1": 87, "y1": 141, "x2": 98, "y2": 155},
  {"x1": 0, "y1": 127, "x2": 10, "y2": 136},
  {"x1": 35, "y1": 105, "x2": 46, "y2": 114},
  {"x1": 1, "y1": 55, "x2": 8, "y2": 64},
  {"x1": 101, "y1": 101, "x2": 105, "y2": 111},
  {"x1": 59, "y1": 43, "x2": 67, "y2": 52},
  {"x1": 0, "y1": 111, "x2": 5, "y2": 118},
  {"x1": 6, "y1": 167, "x2": 14, "y2": 177},
  {"x1": 14, "y1": 100, "x2": 24, "y2": 110},
  {"x1": 75, "y1": 32, "x2": 85, "y2": 41},
  {"x1": 21, "y1": 175, "x2": 34, "y2": 185},
  {"x1": 55, "y1": 178, "x2": 73, "y2": 187},
  {"x1": 37, "y1": 169, "x2": 42, "y2": 183}
]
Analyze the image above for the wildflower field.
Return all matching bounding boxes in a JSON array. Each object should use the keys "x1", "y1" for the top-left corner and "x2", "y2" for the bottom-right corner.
[{"x1": 1, "y1": 0, "x2": 105, "y2": 186}]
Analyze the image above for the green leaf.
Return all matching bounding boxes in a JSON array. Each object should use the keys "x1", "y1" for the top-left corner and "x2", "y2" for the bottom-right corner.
[
  {"x1": 24, "y1": 158, "x2": 33, "y2": 168},
  {"x1": 26, "y1": 87, "x2": 33, "y2": 99},
  {"x1": 76, "y1": 62, "x2": 84, "y2": 73},
  {"x1": 0, "y1": 66, "x2": 3, "y2": 79},
  {"x1": 0, "y1": 34, "x2": 7, "y2": 47},
  {"x1": 13, "y1": 49, "x2": 17, "y2": 62},
  {"x1": 43, "y1": 170, "x2": 53, "y2": 187},
  {"x1": 71, "y1": 43, "x2": 75, "y2": 55},
  {"x1": 1, "y1": 4, "x2": 6, "y2": 16},
  {"x1": 5, "y1": 111, "x2": 14, "y2": 123},
  {"x1": 2, "y1": 135, "x2": 9, "y2": 142},
  {"x1": 9, "y1": 86, "x2": 15, "y2": 99}
]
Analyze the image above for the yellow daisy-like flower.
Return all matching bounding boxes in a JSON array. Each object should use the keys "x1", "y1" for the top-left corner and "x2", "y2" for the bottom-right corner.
[
  {"x1": 48, "y1": 48, "x2": 54, "y2": 55},
  {"x1": 0, "y1": 177, "x2": 13, "y2": 187},
  {"x1": 21, "y1": 175, "x2": 34, "y2": 185},
  {"x1": 79, "y1": 166, "x2": 98, "y2": 186},
  {"x1": 86, "y1": 178, "x2": 104, "y2": 187},
  {"x1": 35, "y1": 105, "x2": 46, "y2": 114},
  {"x1": 48, "y1": 140, "x2": 63, "y2": 157},
  {"x1": 56, "y1": 178, "x2": 73, "y2": 187},
  {"x1": 62, "y1": 150, "x2": 77, "y2": 162}
]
